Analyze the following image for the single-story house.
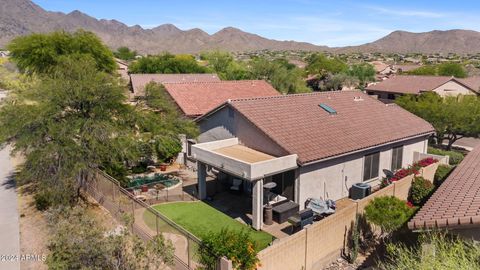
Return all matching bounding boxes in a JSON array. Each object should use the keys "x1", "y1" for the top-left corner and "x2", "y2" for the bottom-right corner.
[
  {"x1": 191, "y1": 91, "x2": 434, "y2": 229},
  {"x1": 366, "y1": 75, "x2": 480, "y2": 103},
  {"x1": 371, "y1": 61, "x2": 394, "y2": 75},
  {"x1": 129, "y1": 73, "x2": 221, "y2": 97},
  {"x1": 409, "y1": 146, "x2": 480, "y2": 239},
  {"x1": 162, "y1": 80, "x2": 280, "y2": 118}
]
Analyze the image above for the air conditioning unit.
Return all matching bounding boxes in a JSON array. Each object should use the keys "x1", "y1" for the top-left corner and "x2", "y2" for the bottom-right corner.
[{"x1": 350, "y1": 183, "x2": 371, "y2": 200}]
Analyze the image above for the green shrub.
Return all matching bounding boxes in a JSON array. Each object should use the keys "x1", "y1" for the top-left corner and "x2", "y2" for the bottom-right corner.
[
  {"x1": 34, "y1": 190, "x2": 53, "y2": 211},
  {"x1": 102, "y1": 161, "x2": 129, "y2": 186},
  {"x1": 346, "y1": 214, "x2": 360, "y2": 263},
  {"x1": 382, "y1": 231, "x2": 480, "y2": 270},
  {"x1": 130, "y1": 161, "x2": 149, "y2": 174},
  {"x1": 428, "y1": 147, "x2": 464, "y2": 166},
  {"x1": 198, "y1": 228, "x2": 259, "y2": 270},
  {"x1": 434, "y1": 165, "x2": 454, "y2": 186},
  {"x1": 409, "y1": 176, "x2": 434, "y2": 206},
  {"x1": 364, "y1": 196, "x2": 415, "y2": 235},
  {"x1": 155, "y1": 135, "x2": 182, "y2": 163}
]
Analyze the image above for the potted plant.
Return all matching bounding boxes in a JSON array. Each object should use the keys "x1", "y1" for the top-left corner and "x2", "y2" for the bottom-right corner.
[{"x1": 159, "y1": 163, "x2": 168, "y2": 171}]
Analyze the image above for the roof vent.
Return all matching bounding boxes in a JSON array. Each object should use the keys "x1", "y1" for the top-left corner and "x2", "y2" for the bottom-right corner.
[
  {"x1": 319, "y1": 103, "x2": 337, "y2": 115},
  {"x1": 353, "y1": 96, "x2": 364, "y2": 102}
]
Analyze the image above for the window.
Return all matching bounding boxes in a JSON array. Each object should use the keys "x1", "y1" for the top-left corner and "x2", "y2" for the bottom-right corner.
[
  {"x1": 391, "y1": 146, "x2": 403, "y2": 171},
  {"x1": 387, "y1": 94, "x2": 396, "y2": 100},
  {"x1": 363, "y1": 152, "x2": 380, "y2": 181}
]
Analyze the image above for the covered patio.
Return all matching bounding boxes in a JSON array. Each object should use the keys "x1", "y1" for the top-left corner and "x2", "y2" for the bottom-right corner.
[{"x1": 191, "y1": 138, "x2": 298, "y2": 230}]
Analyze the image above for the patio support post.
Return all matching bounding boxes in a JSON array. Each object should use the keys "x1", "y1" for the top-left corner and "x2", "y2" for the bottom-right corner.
[
  {"x1": 197, "y1": 161, "x2": 207, "y2": 200},
  {"x1": 252, "y1": 179, "x2": 264, "y2": 230}
]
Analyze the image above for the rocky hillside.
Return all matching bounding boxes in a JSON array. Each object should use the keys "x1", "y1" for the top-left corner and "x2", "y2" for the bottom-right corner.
[
  {"x1": 2, "y1": 0, "x2": 480, "y2": 54},
  {"x1": 337, "y1": 30, "x2": 480, "y2": 54},
  {"x1": 0, "y1": 0, "x2": 327, "y2": 54}
]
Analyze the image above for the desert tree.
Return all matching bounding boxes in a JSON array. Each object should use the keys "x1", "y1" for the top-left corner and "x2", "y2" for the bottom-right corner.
[
  {"x1": 0, "y1": 55, "x2": 140, "y2": 206},
  {"x1": 396, "y1": 92, "x2": 480, "y2": 150},
  {"x1": 8, "y1": 30, "x2": 116, "y2": 74}
]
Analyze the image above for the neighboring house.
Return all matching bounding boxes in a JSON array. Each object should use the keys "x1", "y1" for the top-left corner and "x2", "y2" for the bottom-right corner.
[
  {"x1": 409, "y1": 146, "x2": 480, "y2": 239},
  {"x1": 162, "y1": 80, "x2": 280, "y2": 118},
  {"x1": 129, "y1": 73, "x2": 220, "y2": 97},
  {"x1": 394, "y1": 64, "x2": 420, "y2": 74},
  {"x1": 192, "y1": 91, "x2": 434, "y2": 229},
  {"x1": 371, "y1": 61, "x2": 395, "y2": 81},
  {"x1": 0, "y1": 51, "x2": 9, "y2": 58},
  {"x1": 365, "y1": 75, "x2": 480, "y2": 103},
  {"x1": 372, "y1": 61, "x2": 394, "y2": 75}
]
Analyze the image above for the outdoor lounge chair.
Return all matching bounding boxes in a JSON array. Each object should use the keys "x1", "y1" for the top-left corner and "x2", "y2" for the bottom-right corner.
[
  {"x1": 230, "y1": 178, "x2": 243, "y2": 192},
  {"x1": 288, "y1": 208, "x2": 314, "y2": 232},
  {"x1": 272, "y1": 200, "x2": 299, "y2": 223}
]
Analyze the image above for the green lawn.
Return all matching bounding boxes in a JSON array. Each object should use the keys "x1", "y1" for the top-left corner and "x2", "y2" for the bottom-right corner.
[{"x1": 145, "y1": 201, "x2": 273, "y2": 250}]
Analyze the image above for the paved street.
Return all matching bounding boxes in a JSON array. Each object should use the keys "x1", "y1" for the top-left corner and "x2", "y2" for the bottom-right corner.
[{"x1": 0, "y1": 145, "x2": 20, "y2": 270}]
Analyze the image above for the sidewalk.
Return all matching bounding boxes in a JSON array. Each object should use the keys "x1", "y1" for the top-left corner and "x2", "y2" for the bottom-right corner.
[{"x1": 0, "y1": 145, "x2": 20, "y2": 270}]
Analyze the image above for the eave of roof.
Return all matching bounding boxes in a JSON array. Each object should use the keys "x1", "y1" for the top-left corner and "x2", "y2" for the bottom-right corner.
[{"x1": 409, "y1": 146, "x2": 480, "y2": 230}]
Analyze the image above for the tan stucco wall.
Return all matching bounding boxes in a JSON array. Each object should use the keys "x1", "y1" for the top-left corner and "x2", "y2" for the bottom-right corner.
[
  {"x1": 297, "y1": 137, "x2": 428, "y2": 206},
  {"x1": 198, "y1": 106, "x2": 288, "y2": 157},
  {"x1": 433, "y1": 81, "x2": 475, "y2": 97},
  {"x1": 258, "y1": 174, "x2": 418, "y2": 270}
]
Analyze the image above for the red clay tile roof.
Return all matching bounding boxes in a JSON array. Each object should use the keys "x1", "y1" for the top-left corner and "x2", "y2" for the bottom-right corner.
[
  {"x1": 130, "y1": 74, "x2": 220, "y2": 96},
  {"x1": 163, "y1": 80, "x2": 280, "y2": 118},
  {"x1": 227, "y1": 91, "x2": 434, "y2": 164},
  {"x1": 459, "y1": 77, "x2": 480, "y2": 93},
  {"x1": 409, "y1": 147, "x2": 480, "y2": 230},
  {"x1": 365, "y1": 75, "x2": 454, "y2": 94}
]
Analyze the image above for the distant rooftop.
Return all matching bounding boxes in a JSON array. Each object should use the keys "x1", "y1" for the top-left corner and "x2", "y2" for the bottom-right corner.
[
  {"x1": 163, "y1": 80, "x2": 280, "y2": 118},
  {"x1": 366, "y1": 75, "x2": 480, "y2": 95},
  {"x1": 130, "y1": 73, "x2": 220, "y2": 96}
]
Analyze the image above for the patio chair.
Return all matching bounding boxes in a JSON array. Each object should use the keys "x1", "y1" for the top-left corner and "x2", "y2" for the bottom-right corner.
[
  {"x1": 288, "y1": 208, "x2": 314, "y2": 233},
  {"x1": 230, "y1": 178, "x2": 243, "y2": 192}
]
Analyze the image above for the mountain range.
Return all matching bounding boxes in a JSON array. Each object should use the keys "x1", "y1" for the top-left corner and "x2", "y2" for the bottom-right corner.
[{"x1": 2, "y1": 0, "x2": 480, "y2": 54}]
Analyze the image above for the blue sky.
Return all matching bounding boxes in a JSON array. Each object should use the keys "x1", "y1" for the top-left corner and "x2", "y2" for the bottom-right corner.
[{"x1": 32, "y1": 0, "x2": 480, "y2": 47}]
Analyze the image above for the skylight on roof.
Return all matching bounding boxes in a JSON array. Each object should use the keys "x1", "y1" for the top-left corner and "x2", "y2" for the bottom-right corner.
[{"x1": 319, "y1": 103, "x2": 337, "y2": 115}]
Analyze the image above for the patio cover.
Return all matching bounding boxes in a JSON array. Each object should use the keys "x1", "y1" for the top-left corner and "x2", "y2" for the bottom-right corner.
[
  {"x1": 192, "y1": 138, "x2": 298, "y2": 230},
  {"x1": 191, "y1": 138, "x2": 298, "y2": 181}
]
